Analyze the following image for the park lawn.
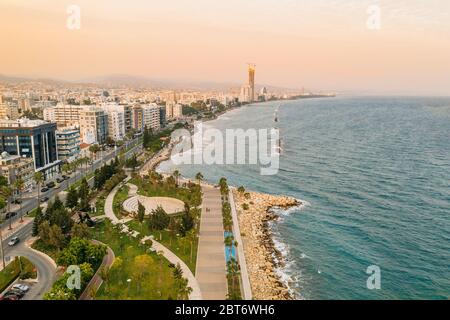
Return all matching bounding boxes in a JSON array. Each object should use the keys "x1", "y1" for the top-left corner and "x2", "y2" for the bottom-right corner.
[
  {"x1": 0, "y1": 257, "x2": 37, "y2": 293},
  {"x1": 112, "y1": 185, "x2": 129, "y2": 219},
  {"x1": 129, "y1": 177, "x2": 202, "y2": 208},
  {"x1": 126, "y1": 219, "x2": 198, "y2": 274},
  {"x1": 92, "y1": 219, "x2": 180, "y2": 300},
  {"x1": 31, "y1": 239, "x2": 60, "y2": 262},
  {"x1": 93, "y1": 196, "x2": 106, "y2": 217}
]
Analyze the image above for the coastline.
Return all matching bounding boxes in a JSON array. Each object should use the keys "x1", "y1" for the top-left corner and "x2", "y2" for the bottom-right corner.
[{"x1": 232, "y1": 189, "x2": 300, "y2": 300}]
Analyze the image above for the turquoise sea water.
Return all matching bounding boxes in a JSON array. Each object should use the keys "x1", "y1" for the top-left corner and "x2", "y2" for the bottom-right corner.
[{"x1": 158, "y1": 96, "x2": 450, "y2": 299}]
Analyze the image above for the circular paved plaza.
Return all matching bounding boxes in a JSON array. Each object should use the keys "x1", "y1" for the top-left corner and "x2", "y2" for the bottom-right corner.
[{"x1": 123, "y1": 195, "x2": 185, "y2": 215}]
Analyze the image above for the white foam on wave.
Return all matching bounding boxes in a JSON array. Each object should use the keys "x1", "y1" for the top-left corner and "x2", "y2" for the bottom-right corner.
[{"x1": 269, "y1": 198, "x2": 310, "y2": 300}]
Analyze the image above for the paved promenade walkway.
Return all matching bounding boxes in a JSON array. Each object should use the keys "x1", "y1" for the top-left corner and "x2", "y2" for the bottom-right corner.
[{"x1": 195, "y1": 185, "x2": 227, "y2": 300}]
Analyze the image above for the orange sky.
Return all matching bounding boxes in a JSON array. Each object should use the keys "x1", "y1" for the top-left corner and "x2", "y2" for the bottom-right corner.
[{"x1": 1, "y1": 0, "x2": 449, "y2": 94}]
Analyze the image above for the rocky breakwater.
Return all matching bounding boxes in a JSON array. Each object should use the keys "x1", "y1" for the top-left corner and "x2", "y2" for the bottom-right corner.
[{"x1": 233, "y1": 190, "x2": 300, "y2": 300}]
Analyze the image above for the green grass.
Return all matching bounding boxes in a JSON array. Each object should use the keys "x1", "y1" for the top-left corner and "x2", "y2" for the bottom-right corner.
[
  {"x1": 93, "y1": 196, "x2": 106, "y2": 217},
  {"x1": 129, "y1": 177, "x2": 202, "y2": 207},
  {"x1": 126, "y1": 219, "x2": 199, "y2": 274},
  {"x1": 92, "y1": 219, "x2": 180, "y2": 300},
  {"x1": 0, "y1": 257, "x2": 37, "y2": 293},
  {"x1": 31, "y1": 239, "x2": 60, "y2": 262},
  {"x1": 112, "y1": 185, "x2": 129, "y2": 219},
  {"x1": 69, "y1": 172, "x2": 95, "y2": 190}
]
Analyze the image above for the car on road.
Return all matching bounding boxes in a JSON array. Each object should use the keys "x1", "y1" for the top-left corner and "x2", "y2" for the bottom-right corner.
[
  {"x1": 12, "y1": 199, "x2": 22, "y2": 204},
  {"x1": 46, "y1": 181, "x2": 55, "y2": 188},
  {"x1": 41, "y1": 187, "x2": 49, "y2": 193},
  {"x1": 62, "y1": 175, "x2": 70, "y2": 180},
  {"x1": 40, "y1": 196, "x2": 49, "y2": 203},
  {"x1": 56, "y1": 177, "x2": 64, "y2": 183},
  {"x1": 5, "y1": 212, "x2": 17, "y2": 219},
  {"x1": 8, "y1": 236, "x2": 20, "y2": 246},
  {"x1": 11, "y1": 284, "x2": 30, "y2": 292}
]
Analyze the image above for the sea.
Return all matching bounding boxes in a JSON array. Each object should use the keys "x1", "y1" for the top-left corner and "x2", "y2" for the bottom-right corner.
[{"x1": 157, "y1": 96, "x2": 450, "y2": 300}]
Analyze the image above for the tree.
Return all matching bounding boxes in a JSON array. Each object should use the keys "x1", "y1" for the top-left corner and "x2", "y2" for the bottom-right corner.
[
  {"x1": 13, "y1": 178, "x2": 25, "y2": 222},
  {"x1": 173, "y1": 170, "x2": 181, "y2": 187},
  {"x1": 137, "y1": 201, "x2": 145, "y2": 223},
  {"x1": 78, "y1": 178, "x2": 90, "y2": 212},
  {"x1": 148, "y1": 206, "x2": 170, "y2": 231},
  {"x1": 38, "y1": 221, "x2": 65, "y2": 250},
  {"x1": 224, "y1": 235, "x2": 235, "y2": 264},
  {"x1": 71, "y1": 223, "x2": 91, "y2": 239},
  {"x1": 195, "y1": 172, "x2": 204, "y2": 185},
  {"x1": 89, "y1": 144, "x2": 101, "y2": 161},
  {"x1": 237, "y1": 186, "x2": 245, "y2": 194},
  {"x1": 132, "y1": 255, "x2": 154, "y2": 293},
  {"x1": 66, "y1": 186, "x2": 79, "y2": 209},
  {"x1": 33, "y1": 172, "x2": 44, "y2": 204},
  {"x1": 173, "y1": 263, "x2": 183, "y2": 280}
]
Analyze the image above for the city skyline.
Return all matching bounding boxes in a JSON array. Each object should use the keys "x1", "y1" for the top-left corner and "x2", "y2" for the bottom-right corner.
[{"x1": 1, "y1": 0, "x2": 450, "y2": 95}]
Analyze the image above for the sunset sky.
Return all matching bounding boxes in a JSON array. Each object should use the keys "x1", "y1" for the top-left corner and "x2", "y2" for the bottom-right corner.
[{"x1": 1, "y1": 0, "x2": 449, "y2": 94}]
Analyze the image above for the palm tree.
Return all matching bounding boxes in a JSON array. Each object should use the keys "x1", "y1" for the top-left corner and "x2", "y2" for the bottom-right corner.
[
  {"x1": 173, "y1": 170, "x2": 181, "y2": 187},
  {"x1": 224, "y1": 235, "x2": 234, "y2": 263},
  {"x1": 195, "y1": 172, "x2": 204, "y2": 185},
  {"x1": 33, "y1": 172, "x2": 44, "y2": 204},
  {"x1": 89, "y1": 144, "x2": 101, "y2": 162},
  {"x1": 13, "y1": 178, "x2": 25, "y2": 223}
]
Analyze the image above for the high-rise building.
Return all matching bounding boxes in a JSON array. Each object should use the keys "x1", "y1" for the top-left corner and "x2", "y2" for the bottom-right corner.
[
  {"x1": 131, "y1": 105, "x2": 143, "y2": 132},
  {"x1": 0, "y1": 119, "x2": 60, "y2": 179},
  {"x1": 159, "y1": 106, "x2": 166, "y2": 127},
  {"x1": 166, "y1": 102, "x2": 183, "y2": 120},
  {"x1": 56, "y1": 128, "x2": 81, "y2": 162},
  {"x1": 142, "y1": 104, "x2": 161, "y2": 131},
  {"x1": 248, "y1": 64, "x2": 256, "y2": 102},
  {"x1": 79, "y1": 107, "x2": 108, "y2": 144},
  {"x1": 106, "y1": 109, "x2": 125, "y2": 141},
  {"x1": 43, "y1": 104, "x2": 83, "y2": 128}
]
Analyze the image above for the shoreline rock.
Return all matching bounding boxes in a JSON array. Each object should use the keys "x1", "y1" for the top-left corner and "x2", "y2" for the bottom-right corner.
[{"x1": 233, "y1": 190, "x2": 300, "y2": 300}]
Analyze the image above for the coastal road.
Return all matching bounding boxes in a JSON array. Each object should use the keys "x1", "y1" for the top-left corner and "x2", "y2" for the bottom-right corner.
[
  {"x1": 1, "y1": 138, "x2": 143, "y2": 231},
  {"x1": 3, "y1": 223, "x2": 57, "y2": 300}
]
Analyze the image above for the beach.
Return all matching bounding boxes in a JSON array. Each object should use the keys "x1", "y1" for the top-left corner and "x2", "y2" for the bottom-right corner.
[{"x1": 232, "y1": 189, "x2": 300, "y2": 300}]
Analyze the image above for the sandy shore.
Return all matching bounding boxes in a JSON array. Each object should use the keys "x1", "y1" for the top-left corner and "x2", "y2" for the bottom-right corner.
[{"x1": 233, "y1": 189, "x2": 300, "y2": 300}]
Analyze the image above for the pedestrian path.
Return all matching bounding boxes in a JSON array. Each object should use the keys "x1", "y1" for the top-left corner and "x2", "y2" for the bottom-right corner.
[{"x1": 195, "y1": 185, "x2": 227, "y2": 300}]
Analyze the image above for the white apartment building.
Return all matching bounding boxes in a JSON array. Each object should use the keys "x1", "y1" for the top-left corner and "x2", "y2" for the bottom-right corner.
[
  {"x1": 142, "y1": 104, "x2": 161, "y2": 131},
  {"x1": 102, "y1": 103, "x2": 127, "y2": 141},
  {"x1": 106, "y1": 109, "x2": 125, "y2": 141},
  {"x1": 79, "y1": 107, "x2": 108, "y2": 145},
  {"x1": 166, "y1": 102, "x2": 183, "y2": 120},
  {"x1": 43, "y1": 104, "x2": 83, "y2": 128}
]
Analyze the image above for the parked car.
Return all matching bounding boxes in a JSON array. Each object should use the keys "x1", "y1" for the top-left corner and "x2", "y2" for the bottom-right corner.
[
  {"x1": 0, "y1": 294, "x2": 19, "y2": 301},
  {"x1": 7, "y1": 289, "x2": 25, "y2": 298},
  {"x1": 41, "y1": 187, "x2": 49, "y2": 193},
  {"x1": 8, "y1": 236, "x2": 20, "y2": 246},
  {"x1": 12, "y1": 199, "x2": 22, "y2": 204},
  {"x1": 40, "y1": 197, "x2": 49, "y2": 203},
  {"x1": 11, "y1": 284, "x2": 30, "y2": 292},
  {"x1": 5, "y1": 212, "x2": 17, "y2": 219},
  {"x1": 56, "y1": 177, "x2": 64, "y2": 183},
  {"x1": 62, "y1": 175, "x2": 70, "y2": 180}
]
